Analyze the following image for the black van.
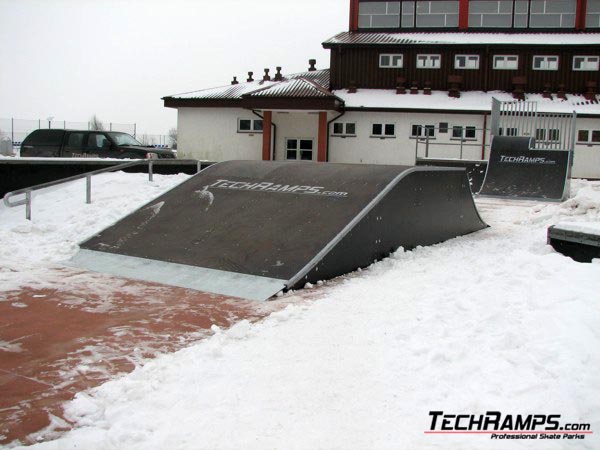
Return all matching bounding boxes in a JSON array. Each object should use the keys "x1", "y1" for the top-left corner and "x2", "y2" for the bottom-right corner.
[{"x1": 20, "y1": 129, "x2": 176, "y2": 159}]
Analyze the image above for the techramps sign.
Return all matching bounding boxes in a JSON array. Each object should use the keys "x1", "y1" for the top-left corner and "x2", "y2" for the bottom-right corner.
[
  {"x1": 70, "y1": 161, "x2": 486, "y2": 301},
  {"x1": 478, "y1": 136, "x2": 571, "y2": 201}
]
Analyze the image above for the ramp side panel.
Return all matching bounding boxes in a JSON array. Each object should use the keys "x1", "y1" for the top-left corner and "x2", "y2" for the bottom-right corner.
[
  {"x1": 478, "y1": 147, "x2": 570, "y2": 201},
  {"x1": 69, "y1": 249, "x2": 286, "y2": 301},
  {"x1": 292, "y1": 169, "x2": 487, "y2": 289},
  {"x1": 79, "y1": 161, "x2": 411, "y2": 280}
]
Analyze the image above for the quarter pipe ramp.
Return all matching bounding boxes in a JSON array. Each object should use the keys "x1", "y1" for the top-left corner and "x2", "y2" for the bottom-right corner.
[{"x1": 478, "y1": 136, "x2": 571, "y2": 201}]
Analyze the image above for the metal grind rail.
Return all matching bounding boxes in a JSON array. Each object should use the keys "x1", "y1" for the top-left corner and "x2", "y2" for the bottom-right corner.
[{"x1": 3, "y1": 159, "x2": 203, "y2": 220}]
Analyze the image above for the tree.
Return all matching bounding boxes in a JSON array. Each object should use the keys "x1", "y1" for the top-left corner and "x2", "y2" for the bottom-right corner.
[
  {"x1": 89, "y1": 114, "x2": 105, "y2": 131},
  {"x1": 168, "y1": 127, "x2": 178, "y2": 149}
]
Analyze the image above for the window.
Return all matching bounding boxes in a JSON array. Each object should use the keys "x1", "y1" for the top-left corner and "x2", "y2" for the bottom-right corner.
[
  {"x1": 380, "y1": 54, "x2": 404, "y2": 68},
  {"x1": 536, "y1": 128, "x2": 560, "y2": 142},
  {"x1": 372, "y1": 123, "x2": 396, "y2": 138},
  {"x1": 533, "y1": 55, "x2": 559, "y2": 71},
  {"x1": 238, "y1": 118, "x2": 263, "y2": 133},
  {"x1": 455, "y1": 55, "x2": 480, "y2": 69},
  {"x1": 401, "y1": 0, "x2": 415, "y2": 27},
  {"x1": 587, "y1": 0, "x2": 600, "y2": 28},
  {"x1": 514, "y1": 0, "x2": 530, "y2": 27},
  {"x1": 286, "y1": 138, "x2": 313, "y2": 160},
  {"x1": 452, "y1": 126, "x2": 477, "y2": 139},
  {"x1": 415, "y1": 1, "x2": 459, "y2": 27},
  {"x1": 499, "y1": 127, "x2": 519, "y2": 136},
  {"x1": 469, "y1": 0, "x2": 513, "y2": 28},
  {"x1": 439, "y1": 122, "x2": 449, "y2": 133},
  {"x1": 65, "y1": 132, "x2": 85, "y2": 150},
  {"x1": 493, "y1": 55, "x2": 519, "y2": 70},
  {"x1": 573, "y1": 56, "x2": 600, "y2": 71},
  {"x1": 416, "y1": 54, "x2": 441, "y2": 69},
  {"x1": 359, "y1": 1, "x2": 400, "y2": 28},
  {"x1": 332, "y1": 122, "x2": 356, "y2": 137},
  {"x1": 529, "y1": 0, "x2": 576, "y2": 28},
  {"x1": 411, "y1": 124, "x2": 435, "y2": 138},
  {"x1": 87, "y1": 133, "x2": 110, "y2": 149},
  {"x1": 577, "y1": 129, "x2": 600, "y2": 144}
]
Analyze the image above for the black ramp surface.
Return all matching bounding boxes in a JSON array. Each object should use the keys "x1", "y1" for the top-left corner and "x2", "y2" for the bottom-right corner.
[
  {"x1": 479, "y1": 136, "x2": 571, "y2": 201},
  {"x1": 74, "y1": 161, "x2": 486, "y2": 299}
]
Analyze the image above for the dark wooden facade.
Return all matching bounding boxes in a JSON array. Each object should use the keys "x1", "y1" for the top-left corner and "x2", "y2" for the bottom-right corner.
[{"x1": 328, "y1": 44, "x2": 600, "y2": 93}]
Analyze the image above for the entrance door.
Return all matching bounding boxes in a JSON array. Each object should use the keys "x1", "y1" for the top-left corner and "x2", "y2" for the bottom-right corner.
[{"x1": 285, "y1": 138, "x2": 314, "y2": 161}]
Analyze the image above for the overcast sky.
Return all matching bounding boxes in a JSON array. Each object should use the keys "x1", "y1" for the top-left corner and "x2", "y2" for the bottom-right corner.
[{"x1": 0, "y1": 0, "x2": 347, "y2": 135}]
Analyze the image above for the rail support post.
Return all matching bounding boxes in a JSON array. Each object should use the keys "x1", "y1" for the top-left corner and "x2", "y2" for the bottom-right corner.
[
  {"x1": 25, "y1": 191, "x2": 31, "y2": 221},
  {"x1": 86, "y1": 175, "x2": 92, "y2": 204}
]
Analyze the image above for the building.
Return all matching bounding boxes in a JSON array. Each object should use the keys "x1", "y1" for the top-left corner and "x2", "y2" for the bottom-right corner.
[{"x1": 163, "y1": 0, "x2": 600, "y2": 179}]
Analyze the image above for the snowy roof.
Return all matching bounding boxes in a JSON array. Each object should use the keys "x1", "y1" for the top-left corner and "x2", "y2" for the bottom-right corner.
[
  {"x1": 246, "y1": 78, "x2": 334, "y2": 99},
  {"x1": 167, "y1": 69, "x2": 331, "y2": 100},
  {"x1": 335, "y1": 89, "x2": 600, "y2": 115},
  {"x1": 323, "y1": 31, "x2": 600, "y2": 46}
]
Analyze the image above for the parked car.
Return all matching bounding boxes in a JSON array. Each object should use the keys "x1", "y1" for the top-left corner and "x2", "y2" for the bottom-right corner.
[{"x1": 20, "y1": 129, "x2": 176, "y2": 159}]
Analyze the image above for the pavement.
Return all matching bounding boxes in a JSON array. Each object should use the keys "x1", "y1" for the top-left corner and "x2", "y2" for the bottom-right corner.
[{"x1": 0, "y1": 268, "x2": 292, "y2": 446}]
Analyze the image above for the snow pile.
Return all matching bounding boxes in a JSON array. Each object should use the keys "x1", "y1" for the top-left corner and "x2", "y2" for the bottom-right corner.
[
  {"x1": 0, "y1": 171, "x2": 190, "y2": 294},
  {"x1": 14, "y1": 182, "x2": 600, "y2": 450}
]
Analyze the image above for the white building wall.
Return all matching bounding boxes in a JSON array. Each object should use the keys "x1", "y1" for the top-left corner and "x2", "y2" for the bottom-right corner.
[
  {"x1": 175, "y1": 106, "x2": 600, "y2": 179},
  {"x1": 329, "y1": 111, "x2": 487, "y2": 165},
  {"x1": 177, "y1": 107, "x2": 262, "y2": 161},
  {"x1": 271, "y1": 112, "x2": 320, "y2": 161},
  {"x1": 573, "y1": 117, "x2": 600, "y2": 179}
]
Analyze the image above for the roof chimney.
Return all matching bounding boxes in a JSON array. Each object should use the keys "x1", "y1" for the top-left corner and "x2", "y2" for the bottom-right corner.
[
  {"x1": 231, "y1": 76, "x2": 239, "y2": 85},
  {"x1": 263, "y1": 68, "x2": 271, "y2": 81},
  {"x1": 274, "y1": 66, "x2": 283, "y2": 81},
  {"x1": 308, "y1": 59, "x2": 317, "y2": 72},
  {"x1": 247, "y1": 71, "x2": 254, "y2": 82}
]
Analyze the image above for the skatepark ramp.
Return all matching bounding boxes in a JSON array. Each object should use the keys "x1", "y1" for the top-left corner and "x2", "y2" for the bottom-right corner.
[
  {"x1": 70, "y1": 161, "x2": 486, "y2": 301},
  {"x1": 478, "y1": 136, "x2": 571, "y2": 201}
]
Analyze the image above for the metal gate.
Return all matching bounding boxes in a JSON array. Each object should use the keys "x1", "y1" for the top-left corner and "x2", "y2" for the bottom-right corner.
[{"x1": 490, "y1": 98, "x2": 577, "y2": 152}]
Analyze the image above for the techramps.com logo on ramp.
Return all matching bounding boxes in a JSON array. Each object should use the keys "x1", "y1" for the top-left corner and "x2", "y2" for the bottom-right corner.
[
  {"x1": 499, "y1": 155, "x2": 557, "y2": 165},
  {"x1": 208, "y1": 179, "x2": 349, "y2": 198},
  {"x1": 425, "y1": 411, "x2": 593, "y2": 441}
]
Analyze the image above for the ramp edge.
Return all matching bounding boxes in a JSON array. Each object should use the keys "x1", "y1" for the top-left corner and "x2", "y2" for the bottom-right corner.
[
  {"x1": 68, "y1": 249, "x2": 286, "y2": 301},
  {"x1": 286, "y1": 166, "x2": 483, "y2": 288}
]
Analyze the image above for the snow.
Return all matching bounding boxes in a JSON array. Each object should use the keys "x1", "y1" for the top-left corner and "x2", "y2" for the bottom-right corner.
[
  {"x1": 324, "y1": 31, "x2": 600, "y2": 46},
  {"x1": 336, "y1": 89, "x2": 600, "y2": 115},
  {"x1": 554, "y1": 222, "x2": 600, "y2": 236},
  {"x1": 5, "y1": 178, "x2": 599, "y2": 449},
  {"x1": 0, "y1": 171, "x2": 191, "y2": 295}
]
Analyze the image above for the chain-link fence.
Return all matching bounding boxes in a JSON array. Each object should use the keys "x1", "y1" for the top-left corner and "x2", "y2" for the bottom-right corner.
[{"x1": 0, "y1": 118, "x2": 173, "y2": 149}]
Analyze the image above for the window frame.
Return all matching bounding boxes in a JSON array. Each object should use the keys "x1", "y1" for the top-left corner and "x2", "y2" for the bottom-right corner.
[
  {"x1": 493, "y1": 55, "x2": 519, "y2": 70},
  {"x1": 454, "y1": 54, "x2": 480, "y2": 70},
  {"x1": 577, "y1": 129, "x2": 600, "y2": 144},
  {"x1": 411, "y1": 124, "x2": 436, "y2": 139},
  {"x1": 237, "y1": 118, "x2": 264, "y2": 133},
  {"x1": 573, "y1": 55, "x2": 600, "y2": 71},
  {"x1": 532, "y1": 55, "x2": 559, "y2": 71},
  {"x1": 416, "y1": 54, "x2": 442, "y2": 69},
  {"x1": 371, "y1": 122, "x2": 396, "y2": 138},
  {"x1": 379, "y1": 53, "x2": 404, "y2": 68},
  {"x1": 285, "y1": 138, "x2": 314, "y2": 161},
  {"x1": 450, "y1": 125, "x2": 477, "y2": 140},
  {"x1": 332, "y1": 122, "x2": 357, "y2": 137}
]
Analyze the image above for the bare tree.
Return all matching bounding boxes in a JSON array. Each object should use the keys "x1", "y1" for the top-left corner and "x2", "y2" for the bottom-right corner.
[
  {"x1": 168, "y1": 127, "x2": 178, "y2": 149},
  {"x1": 89, "y1": 114, "x2": 105, "y2": 131}
]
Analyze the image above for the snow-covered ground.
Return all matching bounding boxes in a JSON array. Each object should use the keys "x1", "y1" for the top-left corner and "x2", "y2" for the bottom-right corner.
[{"x1": 2, "y1": 174, "x2": 600, "y2": 449}]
